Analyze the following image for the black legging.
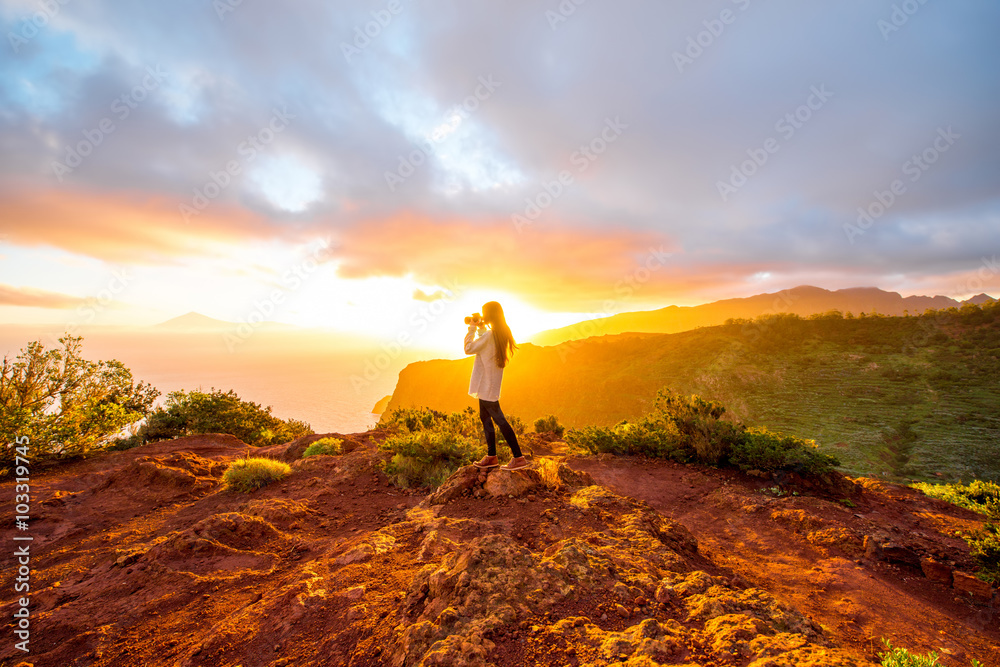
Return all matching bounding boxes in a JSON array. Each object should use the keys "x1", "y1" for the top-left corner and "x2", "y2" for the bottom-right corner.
[{"x1": 479, "y1": 399, "x2": 522, "y2": 458}]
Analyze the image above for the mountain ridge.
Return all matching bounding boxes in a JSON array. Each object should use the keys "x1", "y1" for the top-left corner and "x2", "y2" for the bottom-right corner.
[{"x1": 530, "y1": 285, "x2": 994, "y2": 346}]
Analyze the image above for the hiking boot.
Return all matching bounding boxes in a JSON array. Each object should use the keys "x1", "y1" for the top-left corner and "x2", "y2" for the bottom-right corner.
[
  {"x1": 501, "y1": 456, "x2": 530, "y2": 471},
  {"x1": 473, "y1": 455, "x2": 499, "y2": 469}
]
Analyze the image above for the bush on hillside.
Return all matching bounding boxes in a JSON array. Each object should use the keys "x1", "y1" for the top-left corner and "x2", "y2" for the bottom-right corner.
[
  {"x1": 302, "y1": 437, "x2": 342, "y2": 458},
  {"x1": 654, "y1": 391, "x2": 744, "y2": 465},
  {"x1": 506, "y1": 413, "x2": 526, "y2": 436},
  {"x1": 378, "y1": 406, "x2": 444, "y2": 433},
  {"x1": 877, "y1": 638, "x2": 985, "y2": 667},
  {"x1": 566, "y1": 388, "x2": 838, "y2": 476},
  {"x1": 911, "y1": 480, "x2": 1000, "y2": 517},
  {"x1": 222, "y1": 456, "x2": 291, "y2": 493},
  {"x1": 134, "y1": 389, "x2": 312, "y2": 448},
  {"x1": 967, "y1": 522, "x2": 1000, "y2": 585},
  {"x1": 878, "y1": 639, "x2": 942, "y2": 667},
  {"x1": 533, "y1": 414, "x2": 565, "y2": 437},
  {"x1": 567, "y1": 419, "x2": 688, "y2": 461},
  {"x1": 729, "y1": 427, "x2": 834, "y2": 474},
  {"x1": 379, "y1": 406, "x2": 477, "y2": 437}
]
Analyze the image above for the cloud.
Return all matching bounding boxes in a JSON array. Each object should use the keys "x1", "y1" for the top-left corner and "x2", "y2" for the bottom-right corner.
[
  {"x1": 0, "y1": 183, "x2": 276, "y2": 263},
  {"x1": 331, "y1": 214, "x2": 678, "y2": 311},
  {"x1": 0, "y1": 283, "x2": 85, "y2": 309},
  {"x1": 412, "y1": 288, "x2": 450, "y2": 302}
]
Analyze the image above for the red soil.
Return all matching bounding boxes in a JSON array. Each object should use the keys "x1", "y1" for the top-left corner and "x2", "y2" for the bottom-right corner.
[{"x1": 0, "y1": 432, "x2": 996, "y2": 666}]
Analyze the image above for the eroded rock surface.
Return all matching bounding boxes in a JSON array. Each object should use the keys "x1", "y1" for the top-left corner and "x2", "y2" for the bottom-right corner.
[{"x1": 389, "y1": 484, "x2": 870, "y2": 667}]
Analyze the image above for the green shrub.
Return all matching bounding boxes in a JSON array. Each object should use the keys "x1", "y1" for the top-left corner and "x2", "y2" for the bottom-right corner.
[
  {"x1": 966, "y1": 521, "x2": 1000, "y2": 585},
  {"x1": 140, "y1": 389, "x2": 312, "y2": 447},
  {"x1": 566, "y1": 388, "x2": 838, "y2": 476},
  {"x1": 911, "y1": 480, "x2": 1000, "y2": 517},
  {"x1": 567, "y1": 418, "x2": 688, "y2": 461},
  {"x1": 376, "y1": 405, "x2": 534, "y2": 488},
  {"x1": 534, "y1": 414, "x2": 565, "y2": 437},
  {"x1": 108, "y1": 432, "x2": 147, "y2": 451},
  {"x1": 222, "y1": 457, "x2": 291, "y2": 493},
  {"x1": 507, "y1": 413, "x2": 527, "y2": 436},
  {"x1": 380, "y1": 429, "x2": 484, "y2": 489},
  {"x1": 379, "y1": 405, "x2": 526, "y2": 438},
  {"x1": 877, "y1": 639, "x2": 984, "y2": 667},
  {"x1": 533, "y1": 414, "x2": 565, "y2": 437},
  {"x1": 302, "y1": 437, "x2": 342, "y2": 458},
  {"x1": 879, "y1": 639, "x2": 941, "y2": 666},
  {"x1": 379, "y1": 406, "x2": 478, "y2": 437},
  {"x1": 729, "y1": 427, "x2": 839, "y2": 476}
]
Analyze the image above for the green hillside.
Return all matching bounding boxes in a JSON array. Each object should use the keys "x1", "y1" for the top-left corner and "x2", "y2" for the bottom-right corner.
[{"x1": 384, "y1": 303, "x2": 1000, "y2": 483}]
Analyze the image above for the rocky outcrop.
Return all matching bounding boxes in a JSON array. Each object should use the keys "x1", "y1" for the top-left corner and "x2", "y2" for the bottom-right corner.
[
  {"x1": 428, "y1": 459, "x2": 595, "y2": 505},
  {"x1": 389, "y1": 480, "x2": 873, "y2": 667},
  {"x1": 952, "y1": 571, "x2": 994, "y2": 604}
]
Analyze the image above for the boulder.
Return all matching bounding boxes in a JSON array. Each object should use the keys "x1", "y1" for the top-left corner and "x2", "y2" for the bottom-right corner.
[
  {"x1": 336, "y1": 543, "x2": 374, "y2": 565},
  {"x1": 863, "y1": 537, "x2": 920, "y2": 568},
  {"x1": 344, "y1": 585, "x2": 365, "y2": 601},
  {"x1": 428, "y1": 465, "x2": 481, "y2": 505},
  {"x1": 863, "y1": 535, "x2": 882, "y2": 560},
  {"x1": 920, "y1": 558, "x2": 953, "y2": 584},
  {"x1": 952, "y1": 571, "x2": 993, "y2": 604},
  {"x1": 484, "y1": 467, "x2": 543, "y2": 498},
  {"x1": 654, "y1": 580, "x2": 674, "y2": 604},
  {"x1": 335, "y1": 533, "x2": 397, "y2": 565},
  {"x1": 880, "y1": 542, "x2": 921, "y2": 568},
  {"x1": 535, "y1": 458, "x2": 594, "y2": 490}
]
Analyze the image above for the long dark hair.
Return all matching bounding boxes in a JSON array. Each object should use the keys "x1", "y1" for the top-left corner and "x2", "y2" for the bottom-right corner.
[{"x1": 482, "y1": 301, "x2": 516, "y2": 368}]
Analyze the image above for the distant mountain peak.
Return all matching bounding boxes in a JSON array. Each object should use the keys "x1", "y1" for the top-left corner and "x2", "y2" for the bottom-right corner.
[
  {"x1": 964, "y1": 293, "x2": 996, "y2": 305},
  {"x1": 153, "y1": 312, "x2": 234, "y2": 330}
]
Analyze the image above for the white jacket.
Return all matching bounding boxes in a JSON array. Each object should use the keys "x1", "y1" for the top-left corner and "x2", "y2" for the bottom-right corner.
[{"x1": 464, "y1": 325, "x2": 503, "y2": 402}]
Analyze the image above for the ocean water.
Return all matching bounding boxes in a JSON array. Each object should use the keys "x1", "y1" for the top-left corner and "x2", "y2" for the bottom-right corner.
[{"x1": 133, "y1": 364, "x2": 386, "y2": 434}]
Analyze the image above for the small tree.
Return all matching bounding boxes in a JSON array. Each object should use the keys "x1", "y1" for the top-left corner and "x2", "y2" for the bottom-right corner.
[
  {"x1": 652, "y1": 390, "x2": 732, "y2": 464},
  {"x1": 0, "y1": 335, "x2": 159, "y2": 471}
]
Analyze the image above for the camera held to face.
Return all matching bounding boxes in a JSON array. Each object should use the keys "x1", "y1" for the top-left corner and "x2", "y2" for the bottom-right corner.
[{"x1": 464, "y1": 312, "x2": 482, "y2": 325}]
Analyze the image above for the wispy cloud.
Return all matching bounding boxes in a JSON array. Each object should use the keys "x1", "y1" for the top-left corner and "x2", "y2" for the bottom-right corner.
[
  {"x1": 1, "y1": 184, "x2": 274, "y2": 263},
  {"x1": 0, "y1": 283, "x2": 85, "y2": 309}
]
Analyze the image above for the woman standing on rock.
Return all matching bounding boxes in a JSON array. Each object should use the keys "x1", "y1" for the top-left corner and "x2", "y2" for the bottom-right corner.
[{"x1": 465, "y1": 301, "x2": 528, "y2": 471}]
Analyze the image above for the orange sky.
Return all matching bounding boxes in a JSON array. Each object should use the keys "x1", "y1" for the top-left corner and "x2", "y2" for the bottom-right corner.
[{"x1": 2, "y1": 2, "x2": 997, "y2": 343}]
